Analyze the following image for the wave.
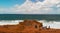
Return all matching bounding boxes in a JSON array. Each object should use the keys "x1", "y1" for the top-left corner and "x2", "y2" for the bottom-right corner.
[
  {"x1": 39, "y1": 20, "x2": 60, "y2": 29},
  {"x1": 0, "y1": 20, "x2": 60, "y2": 29},
  {"x1": 0, "y1": 20, "x2": 23, "y2": 25}
]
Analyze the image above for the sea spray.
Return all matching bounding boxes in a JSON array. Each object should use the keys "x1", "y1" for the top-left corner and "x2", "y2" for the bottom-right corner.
[
  {"x1": 0, "y1": 20, "x2": 60, "y2": 29},
  {"x1": 39, "y1": 20, "x2": 60, "y2": 29}
]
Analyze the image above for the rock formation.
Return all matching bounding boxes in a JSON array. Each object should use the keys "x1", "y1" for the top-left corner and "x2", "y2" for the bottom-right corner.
[{"x1": 0, "y1": 20, "x2": 60, "y2": 33}]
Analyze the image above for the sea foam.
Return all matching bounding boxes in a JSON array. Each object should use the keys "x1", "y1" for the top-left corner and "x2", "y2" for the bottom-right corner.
[
  {"x1": 39, "y1": 20, "x2": 60, "y2": 29},
  {"x1": 0, "y1": 20, "x2": 60, "y2": 29}
]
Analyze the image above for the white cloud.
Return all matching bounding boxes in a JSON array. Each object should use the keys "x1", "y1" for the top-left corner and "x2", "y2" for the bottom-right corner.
[{"x1": 0, "y1": 0, "x2": 60, "y2": 14}]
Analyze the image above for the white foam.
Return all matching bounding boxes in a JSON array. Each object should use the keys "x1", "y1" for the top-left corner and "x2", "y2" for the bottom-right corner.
[
  {"x1": 39, "y1": 20, "x2": 60, "y2": 29},
  {"x1": 0, "y1": 20, "x2": 23, "y2": 25},
  {"x1": 0, "y1": 20, "x2": 60, "y2": 29}
]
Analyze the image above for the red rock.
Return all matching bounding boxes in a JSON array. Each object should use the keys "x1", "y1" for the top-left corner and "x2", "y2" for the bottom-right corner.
[{"x1": 0, "y1": 20, "x2": 60, "y2": 33}]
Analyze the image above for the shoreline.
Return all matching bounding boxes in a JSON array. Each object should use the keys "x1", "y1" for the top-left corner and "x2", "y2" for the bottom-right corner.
[{"x1": 0, "y1": 20, "x2": 60, "y2": 29}]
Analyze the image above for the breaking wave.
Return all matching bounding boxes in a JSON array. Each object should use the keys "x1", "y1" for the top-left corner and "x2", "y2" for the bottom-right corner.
[
  {"x1": 0, "y1": 20, "x2": 60, "y2": 29},
  {"x1": 39, "y1": 20, "x2": 60, "y2": 29},
  {"x1": 0, "y1": 20, "x2": 23, "y2": 25}
]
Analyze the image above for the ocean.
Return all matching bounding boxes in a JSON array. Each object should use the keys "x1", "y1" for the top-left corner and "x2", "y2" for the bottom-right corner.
[
  {"x1": 0, "y1": 14, "x2": 60, "y2": 21},
  {"x1": 0, "y1": 14, "x2": 60, "y2": 29}
]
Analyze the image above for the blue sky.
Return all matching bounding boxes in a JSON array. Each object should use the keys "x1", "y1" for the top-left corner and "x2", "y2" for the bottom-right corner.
[
  {"x1": 0, "y1": 0, "x2": 60, "y2": 14},
  {"x1": 0, "y1": 0, "x2": 44, "y2": 8},
  {"x1": 0, "y1": 0, "x2": 25, "y2": 8},
  {"x1": 30, "y1": 0, "x2": 44, "y2": 2}
]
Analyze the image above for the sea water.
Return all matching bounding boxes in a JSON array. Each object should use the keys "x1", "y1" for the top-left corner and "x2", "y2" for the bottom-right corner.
[
  {"x1": 0, "y1": 14, "x2": 60, "y2": 29},
  {"x1": 0, "y1": 14, "x2": 60, "y2": 20}
]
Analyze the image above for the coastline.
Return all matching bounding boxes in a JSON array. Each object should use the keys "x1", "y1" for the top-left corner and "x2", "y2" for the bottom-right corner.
[
  {"x1": 0, "y1": 20, "x2": 60, "y2": 33},
  {"x1": 0, "y1": 20, "x2": 60, "y2": 29}
]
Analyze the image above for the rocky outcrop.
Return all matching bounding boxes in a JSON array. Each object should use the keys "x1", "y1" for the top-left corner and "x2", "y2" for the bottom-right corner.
[{"x1": 0, "y1": 20, "x2": 60, "y2": 33}]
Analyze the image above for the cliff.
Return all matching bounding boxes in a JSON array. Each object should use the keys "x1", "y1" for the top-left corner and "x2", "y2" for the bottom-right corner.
[{"x1": 0, "y1": 20, "x2": 60, "y2": 33}]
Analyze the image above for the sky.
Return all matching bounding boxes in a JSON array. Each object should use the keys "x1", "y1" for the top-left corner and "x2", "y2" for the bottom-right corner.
[
  {"x1": 0, "y1": 0, "x2": 25, "y2": 7},
  {"x1": 0, "y1": 0, "x2": 60, "y2": 14}
]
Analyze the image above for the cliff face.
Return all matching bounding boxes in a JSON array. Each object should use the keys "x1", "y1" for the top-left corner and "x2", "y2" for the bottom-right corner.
[{"x1": 0, "y1": 20, "x2": 60, "y2": 33}]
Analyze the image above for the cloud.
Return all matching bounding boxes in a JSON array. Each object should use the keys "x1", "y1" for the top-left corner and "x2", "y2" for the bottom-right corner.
[{"x1": 0, "y1": 0, "x2": 60, "y2": 14}]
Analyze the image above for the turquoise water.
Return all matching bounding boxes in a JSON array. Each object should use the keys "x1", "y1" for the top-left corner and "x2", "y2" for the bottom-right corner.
[{"x1": 0, "y1": 14, "x2": 60, "y2": 21}]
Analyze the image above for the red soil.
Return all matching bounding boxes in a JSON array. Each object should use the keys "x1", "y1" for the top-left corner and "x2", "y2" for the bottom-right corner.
[{"x1": 0, "y1": 20, "x2": 60, "y2": 33}]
